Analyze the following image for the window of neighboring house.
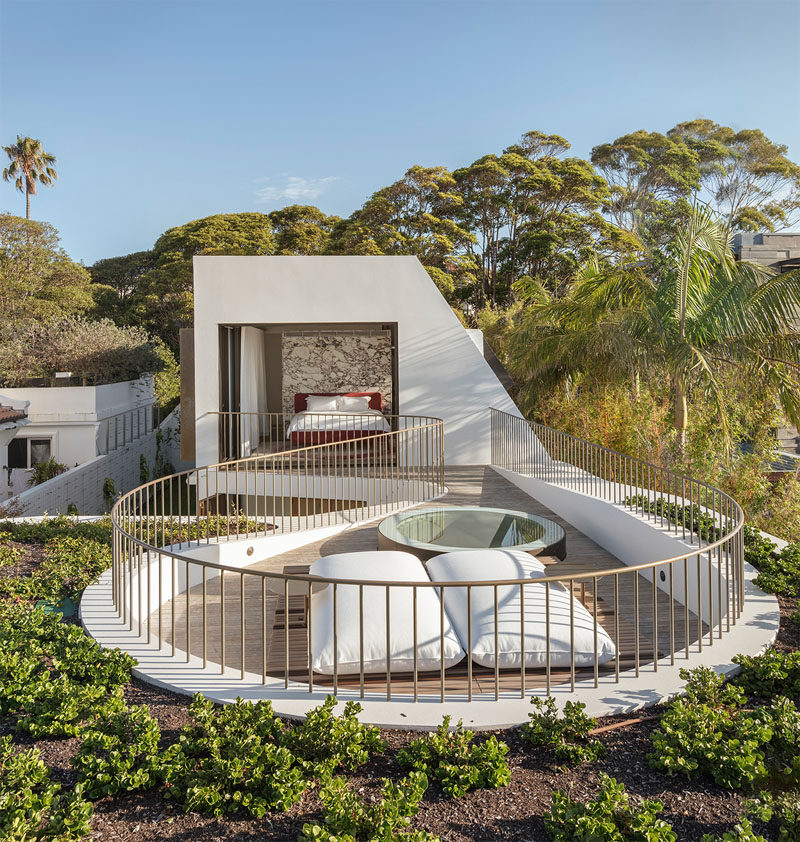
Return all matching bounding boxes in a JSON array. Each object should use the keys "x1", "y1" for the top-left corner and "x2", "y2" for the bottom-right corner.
[{"x1": 6, "y1": 437, "x2": 52, "y2": 469}]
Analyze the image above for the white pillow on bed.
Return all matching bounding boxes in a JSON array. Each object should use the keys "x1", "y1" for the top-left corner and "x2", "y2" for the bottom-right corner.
[
  {"x1": 305, "y1": 395, "x2": 339, "y2": 412},
  {"x1": 426, "y1": 549, "x2": 616, "y2": 669},
  {"x1": 337, "y1": 395, "x2": 373, "y2": 412},
  {"x1": 309, "y1": 551, "x2": 465, "y2": 676}
]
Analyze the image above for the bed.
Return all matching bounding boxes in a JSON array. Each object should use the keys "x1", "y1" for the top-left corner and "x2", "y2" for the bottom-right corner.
[{"x1": 287, "y1": 392, "x2": 391, "y2": 446}]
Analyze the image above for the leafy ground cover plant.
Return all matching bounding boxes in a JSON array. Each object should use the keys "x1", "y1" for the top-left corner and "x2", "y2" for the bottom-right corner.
[
  {"x1": 397, "y1": 716, "x2": 510, "y2": 798},
  {"x1": 161, "y1": 694, "x2": 306, "y2": 817},
  {"x1": 0, "y1": 735, "x2": 93, "y2": 841},
  {"x1": 299, "y1": 771, "x2": 440, "y2": 842},
  {"x1": 701, "y1": 817, "x2": 767, "y2": 842},
  {"x1": 72, "y1": 704, "x2": 162, "y2": 799},
  {"x1": 286, "y1": 695, "x2": 385, "y2": 776},
  {"x1": 0, "y1": 603, "x2": 135, "y2": 737},
  {"x1": 520, "y1": 696, "x2": 605, "y2": 764},
  {"x1": 732, "y1": 649, "x2": 800, "y2": 699},
  {"x1": 545, "y1": 772, "x2": 676, "y2": 841},
  {"x1": 0, "y1": 533, "x2": 111, "y2": 602},
  {"x1": 745, "y1": 790, "x2": 800, "y2": 841},
  {"x1": 649, "y1": 667, "x2": 800, "y2": 789},
  {"x1": 625, "y1": 495, "x2": 722, "y2": 542}
]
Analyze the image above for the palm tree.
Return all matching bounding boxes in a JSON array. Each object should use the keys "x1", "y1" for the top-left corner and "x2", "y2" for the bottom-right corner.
[
  {"x1": 510, "y1": 205, "x2": 800, "y2": 446},
  {"x1": 2, "y1": 136, "x2": 57, "y2": 219}
]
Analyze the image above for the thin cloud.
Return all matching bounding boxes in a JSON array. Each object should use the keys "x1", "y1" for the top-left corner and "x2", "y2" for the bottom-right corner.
[{"x1": 254, "y1": 175, "x2": 340, "y2": 204}]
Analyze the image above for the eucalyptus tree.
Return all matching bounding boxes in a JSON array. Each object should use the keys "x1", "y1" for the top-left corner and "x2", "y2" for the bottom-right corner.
[
  {"x1": 327, "y1": 165, "x2": 476, "y2": 302},
  {"x1": 590, "y1": 130, "x2": 700, "y2": 244},
  {"x1": 2, "y1": 136, "x2": 58, "y2": 219},
  {"x1": 667, "y1": 119, "x2": 800, "y2": 232},
  {"x1": 455, "y1": 131, "x2": 633, "y2": 308},
  {"x1": 509, "y1": 205, "x2": 800, "y2": 444}
]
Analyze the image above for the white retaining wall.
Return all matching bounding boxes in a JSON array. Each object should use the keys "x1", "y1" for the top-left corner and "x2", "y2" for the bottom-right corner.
[{"x1": 9, "y1": 432, "x2": 158, "y2": 516}]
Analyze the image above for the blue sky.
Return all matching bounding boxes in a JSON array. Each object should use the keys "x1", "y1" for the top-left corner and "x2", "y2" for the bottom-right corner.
[{"x1": 1, "y1": 0, "x2": 798, "y2": 265}]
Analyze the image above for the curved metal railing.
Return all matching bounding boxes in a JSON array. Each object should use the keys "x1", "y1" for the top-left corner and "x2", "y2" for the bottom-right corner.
[{"x1": 106, "y1": 408, "x2": 745, "y2": 701}]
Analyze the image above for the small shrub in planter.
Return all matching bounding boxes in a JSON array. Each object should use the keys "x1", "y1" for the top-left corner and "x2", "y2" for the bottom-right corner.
[
  {"x1": 299, "y1": 771, "x2": 439, "y2": 842},
  {"x1": 649, "y1": 667, "x2": 800, "y2": 790},
  {"x1": 73, "y1": 704, "x2": 162, "y2": 799},
  {"x1": 397, "y1": 716, "x2": 510, "y2": 798},
  {"x1": 0, "y1": 534, "x2": 111, "y2": 603},
  {"x1": 733, "y1": 649, "x2": 800, "y2": 700},
  {"x1": 161, "y1": 694, "x2": 306, "y2": 817},
  {"x1": 28, "y1": 458, "x2": 68, "y2": 487},
  {"x1": 286, "y1": 695, "x2": 385, "y2": 776},
  {"x1": 742, "y1": 525, "x2": 800, "y2": 598},
  {"x1": 521, "y1": 696, "x2": 605, "y2": 764},
  {"x1": 0, "y1": 735, "x2": 93, "y2": 841},
  {"x1": 545, "y1": 772, "x2": 676, "y2": 841}
]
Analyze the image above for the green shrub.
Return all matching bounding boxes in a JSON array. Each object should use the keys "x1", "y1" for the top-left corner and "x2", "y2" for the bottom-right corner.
[
  {"x1": 649, "y1": 667, "x2": 800, "y2": 790},
  {"x1": 0, "y1": 515, "x2": 112, "y2": 546},
  {"x1": 161, "y1": 694, "x2": 306, "y2": 817},
  {"x1": 0, "y1": 532, "x2": 22, "y2": 569},
  {"x1": 299, "y1": 771, "x2": 439, "y2": 842},
  {"x1": 733, "y1": 649, "x2": 800, "y2": 699},
  {"x1": 28, "y1": 458, "x2": 68, "y2": 487},
  {"x1": 545, "y1": 772, "x2": 676, "y2": 841},
  {"x1": 0, "y1": 533, "x2": 111, "y2": 602},
  {"x1": 0, "y1": 604, "x2": 135, "y2": 737},
  {"x1": 15, "y1": 681, "x2": 126, "y2": 739},
  {"x1": 397, "y1": 716, "x2": 510, "y2": 798},
  {"x1": 521, "y1": 697, "x2": 605, "y2": 764},
  {"x1": 701, "y1": 817, "x2": 767, "y2": 842},
  {"x1": 741, "y1": 525, "x2": 800, "y2": 597},
  {"x1": 286, "y1": 696, "x2": 385, "y2": 775},
  {"x1": 746, "y1": 790, "x2": 800, "y2": 841},
  {"x1": 625, "y1": 496, "x2": 722, "y2": 542},
  {"x1": 0, "y1": 735, "x2": 93, "y2": 840},
  {"x1": 73, "y1": 704, "x2": 162, "y2": 799}
]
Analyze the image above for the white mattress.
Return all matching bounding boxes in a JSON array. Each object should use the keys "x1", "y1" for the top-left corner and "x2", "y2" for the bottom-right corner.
[
  {"x1": 426, "y1": 550, "x2": 617, "y2": 669},
  {"x1": 309, "y1": 552, "x2": 465, "y2": 675},
  {"x1": 286, "y1": 409, "x2": 390, "y2": 438}
]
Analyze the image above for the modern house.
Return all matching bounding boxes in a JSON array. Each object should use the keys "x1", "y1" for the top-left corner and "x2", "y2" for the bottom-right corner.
[
  {"x1": 1, "y1": 376, "x2": 156, "y2": 499},
  {"x1": 732, "y1": 231, "x2": 800, "y2": 272},
  {"x1": 81, "y1": 256, "x2": 778, "y2": 729}
]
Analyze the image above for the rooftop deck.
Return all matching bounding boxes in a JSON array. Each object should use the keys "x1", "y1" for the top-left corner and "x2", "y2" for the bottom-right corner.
[{"x1": 150, "y1": 466, "x2": 704, "y2": 695}]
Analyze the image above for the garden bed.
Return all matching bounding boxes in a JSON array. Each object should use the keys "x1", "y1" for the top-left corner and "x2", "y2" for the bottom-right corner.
[{"x1": 1, "y1": 518, "x2": 798, "y2": 841}]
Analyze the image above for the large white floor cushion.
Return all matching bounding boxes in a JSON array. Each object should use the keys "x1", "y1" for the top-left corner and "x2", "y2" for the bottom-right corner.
[
  {"x1": 309, "y1": 551, "x2": 465, "y2": 675},
  {"x1": 426, "y1": 549, "x2": 616, "y2": 669}
]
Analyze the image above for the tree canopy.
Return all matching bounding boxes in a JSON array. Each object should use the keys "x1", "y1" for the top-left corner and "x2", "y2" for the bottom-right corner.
[{"x1": 0, "y1": 214, "x2": 94, "y2": 331}]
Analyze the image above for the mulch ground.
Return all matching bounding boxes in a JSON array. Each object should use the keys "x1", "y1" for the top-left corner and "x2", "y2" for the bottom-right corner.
[{"x1": 4, "y1": 580, "x2": 798, "y2": 841}]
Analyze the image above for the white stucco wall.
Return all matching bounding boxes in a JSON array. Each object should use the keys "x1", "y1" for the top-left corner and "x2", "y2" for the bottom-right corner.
[
  {"x1": 192, "y1": 257, "x2": 520, "y2": 466},
  {"x1": 1, "y1": 377, "x2": 155, "y2": 468}
]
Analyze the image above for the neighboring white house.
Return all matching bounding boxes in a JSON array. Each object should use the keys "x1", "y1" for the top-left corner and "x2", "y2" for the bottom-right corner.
[
  {"x1": 1, "y1": 376, "x2": 155, "y2": 499},
  {"x1": 187, "y1": 256, "x2": 520, "y2": 467}
]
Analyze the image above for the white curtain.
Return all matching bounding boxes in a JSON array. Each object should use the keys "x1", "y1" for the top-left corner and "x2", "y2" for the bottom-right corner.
[{"x1": 240, "y1": 327, "x2": 267, "y2": 456}]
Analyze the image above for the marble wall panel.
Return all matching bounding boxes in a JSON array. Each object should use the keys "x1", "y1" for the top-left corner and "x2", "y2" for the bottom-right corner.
[{"x1": 281, "y1": 332, "x2": 393, "y2": 414}]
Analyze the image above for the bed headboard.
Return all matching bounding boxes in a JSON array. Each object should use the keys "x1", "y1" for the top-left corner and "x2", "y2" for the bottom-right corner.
[{"x1": 294, "y1": 392, "x2": 383, "y2": 413}]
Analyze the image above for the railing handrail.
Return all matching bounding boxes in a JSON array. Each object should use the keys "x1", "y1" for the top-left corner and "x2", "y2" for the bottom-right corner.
[
  {"x1": 110, "y1": 415, "x2": 446, "y2": 572},
  {"x1": 105, "y1": 405, "x2": 746, "y2": 701}
]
